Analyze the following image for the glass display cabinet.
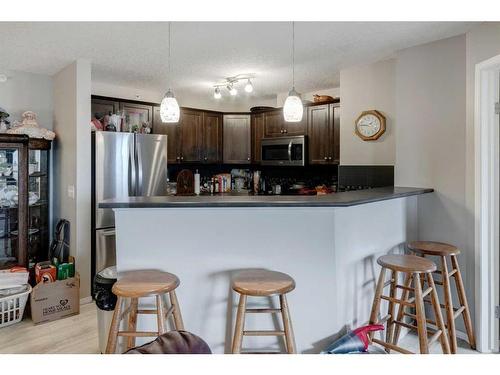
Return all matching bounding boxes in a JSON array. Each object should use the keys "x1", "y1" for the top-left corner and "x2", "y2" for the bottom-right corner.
[{"x1": 0, "y1": 135, "x2": 51, "y2": 270}]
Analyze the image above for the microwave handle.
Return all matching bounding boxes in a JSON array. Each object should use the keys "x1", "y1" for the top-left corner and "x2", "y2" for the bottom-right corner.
[{"x1": 288, "y1": 141, "x2": 292, "y2": 162}]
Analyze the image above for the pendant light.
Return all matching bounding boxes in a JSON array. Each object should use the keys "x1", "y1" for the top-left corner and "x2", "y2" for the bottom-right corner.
[
  {"x1": 283, "y1": 21, "x2": 303, "y2": 123},
  {"x1": 244, "y1": 79, "x2": 253, "y2": 93},
  {"x1": 160, "y1": 22, "x2": 180, "y2": 123}
]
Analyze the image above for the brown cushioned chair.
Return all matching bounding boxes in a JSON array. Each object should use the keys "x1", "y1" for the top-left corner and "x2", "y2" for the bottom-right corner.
[{"x1": 124, "y1": 330, "x2": 211, "y2": 354}]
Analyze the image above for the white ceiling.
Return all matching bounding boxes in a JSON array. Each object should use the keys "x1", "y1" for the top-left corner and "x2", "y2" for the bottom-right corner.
[{"x1": 0, "y1": 22, "x2": 476, "y2": 109}]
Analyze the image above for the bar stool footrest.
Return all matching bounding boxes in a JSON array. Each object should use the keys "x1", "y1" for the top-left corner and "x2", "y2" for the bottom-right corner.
[{"x1": 243, "y1": 330, "x2": 285, "y2": 336}]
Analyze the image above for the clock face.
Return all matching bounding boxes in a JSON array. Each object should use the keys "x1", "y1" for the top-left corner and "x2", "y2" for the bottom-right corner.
[
  {"x1": 355, "y1": 110, "x2": 386, "y2": 140},
  {"x1": 356, "y1": 114, "x2": 381, "y2": 138}
]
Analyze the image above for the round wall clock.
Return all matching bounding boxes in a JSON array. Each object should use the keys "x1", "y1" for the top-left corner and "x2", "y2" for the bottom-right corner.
[{"x1": 355, "y1": 110, "x2": 386, "y2": 141}]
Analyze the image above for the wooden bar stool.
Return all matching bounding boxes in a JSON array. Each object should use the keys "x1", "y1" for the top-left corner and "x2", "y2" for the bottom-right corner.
[
  {"x1": 105, "y1": 270, "x2": 184, "y2": 354},
  {"x1": 231, "y1": 269, "x2": 296, "y2": 354},
  {"x1": 369, "y1": 254, "x2": 450, "y2": 354},
  {"x1": 407, "y1": 241, "x2": 476, "y2": 353}
]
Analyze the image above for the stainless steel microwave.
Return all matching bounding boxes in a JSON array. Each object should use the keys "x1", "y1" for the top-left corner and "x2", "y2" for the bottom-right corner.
[{"x1": 261, "y1": 135, "x2": 307, "y2": 166}]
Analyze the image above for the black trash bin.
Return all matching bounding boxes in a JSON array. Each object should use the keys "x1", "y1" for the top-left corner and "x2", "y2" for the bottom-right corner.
[{"x1": 93, "y1": 266, "x2": 117, "y2": 353}]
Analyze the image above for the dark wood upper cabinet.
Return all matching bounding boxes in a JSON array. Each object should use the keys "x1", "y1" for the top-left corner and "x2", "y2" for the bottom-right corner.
[
  {"x1": 263, "y1": 110, "x2": 284, "y2": 137},
  {"x1": 179, "y1": 109, "x2": 203, "y2": 162},
  {"x1": 263, "y1": 108, "x2": 306, "y2": 137},
  {"x1": 91, "y1": 98, "x2": 119, "y2": 119},
  {"x1": 223, "y1": 114, "x2": 251, "y2": 164},
  {"x1": 202, "y1": 112, "x2": 223, "y2": 163},
  {"x1": 251, "y1": 112, "x2": 264, "y2": 163},
  {"x1": 307, "y1": 103, "x2": 340, "y2": 165},
  {"x1": 119, "y1": 102, "x2": 153, "y2": 133},
  {"x1": 153, "y1": 106, "x2": 180, "y2": 164}
]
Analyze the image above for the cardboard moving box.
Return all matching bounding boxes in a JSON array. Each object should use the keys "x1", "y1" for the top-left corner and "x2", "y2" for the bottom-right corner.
[{"x1": 30, "y1": 273, "x2": 80, "y2": 324}]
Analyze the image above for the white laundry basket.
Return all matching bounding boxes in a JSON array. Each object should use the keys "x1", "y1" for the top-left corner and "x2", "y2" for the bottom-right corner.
[{"x1": 0, "y1": 284, "x2": 32, "y2": 328}]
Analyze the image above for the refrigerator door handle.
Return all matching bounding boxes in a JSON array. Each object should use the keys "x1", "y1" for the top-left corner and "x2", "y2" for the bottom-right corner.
[
  {"x1": 136, "y1": 137, "x2": 143, "y2": 196},
  {"x1": 128, "y1": 141, "x2": 136, "y2": 196}
]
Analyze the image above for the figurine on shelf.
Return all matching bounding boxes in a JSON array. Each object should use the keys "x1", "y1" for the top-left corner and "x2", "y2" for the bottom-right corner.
[
  {"x1": 7, "y1": 111, "x2": 56, "y2": 140},
  {"x1": 0, "y1": 107, "x2": 10, "y2": 133},
  {"x1": 140, "y1": 121, "x2": 151, "y2": 134}
]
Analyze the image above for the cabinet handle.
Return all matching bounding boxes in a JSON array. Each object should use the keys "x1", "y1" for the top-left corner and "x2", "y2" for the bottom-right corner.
[
  {"x1": 176, "y1": 156, "x2": 180, "y2": 161},
  {"x1": 280, "y1": 129, "x2": 284, "y2": 134},
  {"x1": 204, "y1": 157, "x2": 208, "y2": 161},
  {"x1": 284, "y1": 129, "x2": 288, "y2": 134},
  {"x1": 328, "y1": 156, "x2": 332, "y2": 160},
  {"x1": 180, "y1": 156, "x2": 184, "y2": 161},
  {"x1": 324, "y1": 156, "x2": 328, "y2": 160},
  {"x1": 247, "y1": 157, "x2": 250, "y2": 161}
]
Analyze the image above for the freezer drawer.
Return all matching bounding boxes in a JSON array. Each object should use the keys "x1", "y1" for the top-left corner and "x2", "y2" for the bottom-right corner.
[{"x1": 95, "y1": 228, "x2": 116, "y2": 273}]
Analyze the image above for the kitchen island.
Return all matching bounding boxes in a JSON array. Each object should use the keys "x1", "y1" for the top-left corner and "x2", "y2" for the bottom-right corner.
[{"x1": 100, "y1": 186, "x2": 432, "y2": 353}]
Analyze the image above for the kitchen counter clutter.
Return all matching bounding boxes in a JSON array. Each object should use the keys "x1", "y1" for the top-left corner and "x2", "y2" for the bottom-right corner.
[
  {"x1": 106, "y1": 187, "x2": 433, "y2": 353},
  {"x1": 99, "y1": 186, "x2": 432, "y2": 209}
]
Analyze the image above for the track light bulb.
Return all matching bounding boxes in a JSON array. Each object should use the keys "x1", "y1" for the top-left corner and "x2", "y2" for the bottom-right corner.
[
  {"x1": 228, "y1": 84, "x2": 237, "y2": 96},
  {"x1": 244, "y1": 79, "x2": 253, "y2": 93},
  {"x1": 214, "y1": 87, "x2": 221, "y2": 99}
]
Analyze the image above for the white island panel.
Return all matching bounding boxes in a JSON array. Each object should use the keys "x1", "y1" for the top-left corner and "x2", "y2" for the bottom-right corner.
[{"x1": 113, "y1": 196, "x2": 417, "y2": 353}]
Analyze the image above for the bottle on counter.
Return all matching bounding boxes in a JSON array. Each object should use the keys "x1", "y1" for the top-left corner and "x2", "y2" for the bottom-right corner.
[{"x1": 194, "y1": 169, "x2": 200, "y2": 195}]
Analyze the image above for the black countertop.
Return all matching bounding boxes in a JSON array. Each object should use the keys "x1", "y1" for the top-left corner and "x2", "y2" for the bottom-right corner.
[{"x1": 99, "y1": 186, "x2": 433, "y2": 209}]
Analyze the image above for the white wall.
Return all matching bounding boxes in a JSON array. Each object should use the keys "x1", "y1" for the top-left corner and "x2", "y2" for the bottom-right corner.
[
  {"x1": 53, "y1": 60, "x2": 92, "y2": 299},
  {"x1": 91, "y1": 80, "x2": 276, "y2": 112},
  {"x1": 395, "y1": 35, "x2": 471, "y2": 327},
  {"x1": 339, "y1": 59, "x2": 396, "y2": 165},
  {"x1": 0, "y1": 70, "x2": 53, "y2": 130}
]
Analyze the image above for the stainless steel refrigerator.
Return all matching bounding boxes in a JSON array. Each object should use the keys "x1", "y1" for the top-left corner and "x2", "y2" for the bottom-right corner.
[{"x1": 91, "y1": 132, "x2": 168, "y2": 280}]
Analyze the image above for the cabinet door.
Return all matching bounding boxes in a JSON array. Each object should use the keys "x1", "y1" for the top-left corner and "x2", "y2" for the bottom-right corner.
[
  {"x1": 330, "y1": 104, "x2": 340, "y2": 164},
  {"x1": 251, "y1": 113, "x2": 264, "y2": 163},
  {"x1": 119, "y1": 102, "x2": 153, "y2": 133},
  {"x1": 202, "y1": 112, "x2": 223, "y2": 163},
  {"x1": 283, "y1": 112, "x2": 307, "y2": 136},
  {"x1": 263, "y1": 110, "x2": 284, "y2": 137},
  {"x1": 180, "y1": 109, "x2": 203, "y2": 162},
  {"x1": 153, "y1": 106, "x2": 180, "y2": 163},
  {"x1": 223, "y1": 115, "x2": 251, "y2": 164},
  {"x1": 91, "y1": 98, "x2": 119, "y2": 118},
  {"x1": 307, "y1": 104, "x2": 332, "y2": 165}
]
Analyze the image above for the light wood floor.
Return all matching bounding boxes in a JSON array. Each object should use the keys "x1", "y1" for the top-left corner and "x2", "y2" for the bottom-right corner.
[
  {"x1": 0, "y1": 302, "x2": 477, "y2": 354},
  {"x1": 0, "y1": 302, "x2": 100, "y2": 354}
]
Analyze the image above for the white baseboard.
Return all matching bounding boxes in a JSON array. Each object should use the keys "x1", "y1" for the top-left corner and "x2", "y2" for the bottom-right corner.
[{"x1": 80, "y1": 296, "x2": 93, "y2": 305}]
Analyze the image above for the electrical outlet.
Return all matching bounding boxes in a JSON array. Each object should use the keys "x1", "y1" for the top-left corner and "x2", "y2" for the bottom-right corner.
[{"x1": 67, "y1": 185, "x2": 75, "y2": 199}]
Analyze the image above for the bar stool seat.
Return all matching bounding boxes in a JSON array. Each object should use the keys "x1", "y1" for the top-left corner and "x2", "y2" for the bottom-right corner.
[
  {"x1": 113, "y1": 270, "x2": 180, "y2": 297},
  {"x1": 378, "y1": 254, "x2": 436, "y2": 274},
  {"x1": 106, "y1": 270, "x2": 184, "y2": 354},
  {"x1": 231, "y1": 269, "x2": 296, "y2": 354},
  {"x1": 407, "y1": 241, "x2": 476, "y2": 353},
  {"x1": 232, "y1": 269, "x2": 295, "y2": 296},
  {"x1": 369, "y1": 254, "x2": 450, "y2": 354},
  {"x1": 407, "y1": 241, "x2": 460, "y2": 256}
]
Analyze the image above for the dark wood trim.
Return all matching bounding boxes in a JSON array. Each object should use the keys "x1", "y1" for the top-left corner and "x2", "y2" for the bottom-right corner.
[{"x1": 28, "y1": 138, "x2": 52, "y2": 150}]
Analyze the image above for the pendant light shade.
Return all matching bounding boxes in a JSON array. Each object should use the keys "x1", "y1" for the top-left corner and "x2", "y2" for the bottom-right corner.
[
  {"x1": 284, "y1": 21, "x2": 303, "y2": 123},
  {"x1": 283, "y1": 88, "x2": 303, "y2": 122},
  {"x1": 160, "y1": 89, "x2": 180, "y2": 123},
  {"x1": 161, "y1": 22, "x2": 180, "y2": 123}
]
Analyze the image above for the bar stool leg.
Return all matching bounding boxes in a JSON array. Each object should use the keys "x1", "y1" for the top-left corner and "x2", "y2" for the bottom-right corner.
[
  {"x1": 427, "y1": 273, "x2": 451, "y2": 354},
  {"x1": 385, "y1": 270, "x2": 398, "y2": 351},
  {"x1": 368, "y1": 267, "x2": 387, "y2": 341},
  {"x1": 413, "y1": 273, "x2": 429, "y2": 354},
  {"x1": 169, "y1": 290, "x2": 185, "y2": 331},
  {"x1": 156, "y1": 294, "x2": 167, "y2": 335},
  {"x1": 440, "y1": 256, "x2": 457, "y2": 353},
  {"x1": 127, "y1": 298, "x2": 138, "y2": 349},
  {"x1": 232, "y1": 294, "x2": 247, "y2": 354},
  {"x1": 280, "y1": 294, "x2": 297, "y2": 354},
  {"x1": 106, "y1": 296, "x2": 124, "y2": 354},
  {"x1": 392, "y1": 273, "x2": 412, "y2": 346},
  {"x1": 450, "y1": 255, "x2": 476, "y2": 349}
]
